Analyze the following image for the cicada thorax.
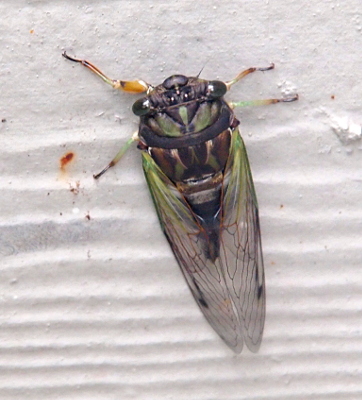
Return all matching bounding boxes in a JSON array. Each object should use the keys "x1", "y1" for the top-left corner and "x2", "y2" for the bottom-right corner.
[{"x1": 135, "y1": 75, "x2": 239, "y2": 260}]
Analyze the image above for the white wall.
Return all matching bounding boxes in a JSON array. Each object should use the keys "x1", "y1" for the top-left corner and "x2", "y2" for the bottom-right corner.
[{"x1": 1, "y1": 1, "x2": 361, "y2": 399}]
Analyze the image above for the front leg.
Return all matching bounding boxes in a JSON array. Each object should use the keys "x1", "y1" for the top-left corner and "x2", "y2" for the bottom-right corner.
[{"x1": 62, "y1": 51, "x2": 152, "y2": 94}]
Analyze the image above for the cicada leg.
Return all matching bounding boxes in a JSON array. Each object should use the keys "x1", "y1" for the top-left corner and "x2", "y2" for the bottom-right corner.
[
  {"x1": 225, "y1": 64, "x2": 275, "y2": 90},
  {"x1": 62, "y1": 52, "x2": 150, "y2": 179},
  {"x1": 226, "y1": 63, "x2": 298, "y2": 107},
  {"x1": 230, "y1": 94, "x2": 298, "y2": 109},
  {"x1": 62, "y1": 51, "x2": 152, "y2": 94},
  {"x1": 93, "y1": 131, "x2": 139, "y2": 179}
]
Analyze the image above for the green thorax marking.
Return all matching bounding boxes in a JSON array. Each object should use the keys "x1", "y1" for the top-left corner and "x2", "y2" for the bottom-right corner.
[
  {"x1": 179, "y1": 106, "x2": 188, "y2": 126},
  {"x1": 145, "y1": 99, "x2": 222, "y2": 138}
]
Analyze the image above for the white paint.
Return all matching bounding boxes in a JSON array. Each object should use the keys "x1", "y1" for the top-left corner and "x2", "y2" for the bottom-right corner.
[
  {"x1": 326, "y1": 111, "x2": 362, "y2": 144},
  {"x1": 1, "y1": 1, "x2": 362, "y2": 399},
  {"x1": 320, "y1": 106, "x2": 362, "y2": 143}
]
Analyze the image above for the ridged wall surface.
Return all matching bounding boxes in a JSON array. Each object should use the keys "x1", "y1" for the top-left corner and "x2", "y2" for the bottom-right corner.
[{"x1": 1, "y1": 1, "x2": 361, "y2": 399}]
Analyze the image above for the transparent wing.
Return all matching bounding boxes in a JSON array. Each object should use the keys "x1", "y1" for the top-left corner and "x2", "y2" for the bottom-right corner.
[
  {"x1": 142, "y1": 128, "x2": 265, "y2": 353},
  {"x1": 219, "y1": 128, "x2": 265, "y2": 352},
  {"x1": 142, "y1": 152, "x2": 243, "y2": 352}
]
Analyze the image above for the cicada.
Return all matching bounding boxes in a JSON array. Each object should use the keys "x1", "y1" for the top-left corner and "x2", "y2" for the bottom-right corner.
[{"x1": 63, "y1": 52, "x2": 298, "y2": 353}]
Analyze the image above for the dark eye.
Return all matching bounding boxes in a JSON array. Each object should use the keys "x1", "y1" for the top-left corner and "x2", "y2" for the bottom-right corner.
[
  {"x1": 207, "y1": 80, "x2": 227, "y2": 98},
  {"x1": 132, "y1": 98, "x2": 151, "y2": 116}
]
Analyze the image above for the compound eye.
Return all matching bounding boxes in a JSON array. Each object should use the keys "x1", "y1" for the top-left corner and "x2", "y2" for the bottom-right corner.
[
  {"x1": 207, "y1": 80, "x2": 227, "y2": 98},
  {"x1": 132, "y1": 98, "x2": 151, "y2": 116}
]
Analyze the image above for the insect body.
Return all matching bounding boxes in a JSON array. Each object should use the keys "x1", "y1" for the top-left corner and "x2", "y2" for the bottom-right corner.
[{"x1": 63, "y1": 52, "x2": 298, "y2": 353}]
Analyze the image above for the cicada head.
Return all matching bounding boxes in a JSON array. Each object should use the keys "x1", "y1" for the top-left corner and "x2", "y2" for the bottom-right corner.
[{"x1": 133, "y1": 74, "x2": 229, "y2": 143}]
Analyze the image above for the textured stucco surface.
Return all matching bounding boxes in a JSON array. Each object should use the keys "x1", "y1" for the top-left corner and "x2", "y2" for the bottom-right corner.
[{"x1": 1, "y1": 1, "x2": 361, "y2": 399}]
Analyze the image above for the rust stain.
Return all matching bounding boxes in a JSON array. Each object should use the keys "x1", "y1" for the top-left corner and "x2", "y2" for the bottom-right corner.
[
  {"x1": 60, "y1": 152, "x2": 75, "y2": 169},
  {"x1": 59, "y1": 151, "x2": 76, "y2": 181},
  {"x1": 59, "y1": 151, "x2": 75, "y2": 173}
]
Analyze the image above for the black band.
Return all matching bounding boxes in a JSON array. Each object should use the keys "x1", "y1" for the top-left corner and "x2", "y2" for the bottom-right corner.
[{"x1": 139, "y1": 105, "x2": 234, "y2": 149}]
